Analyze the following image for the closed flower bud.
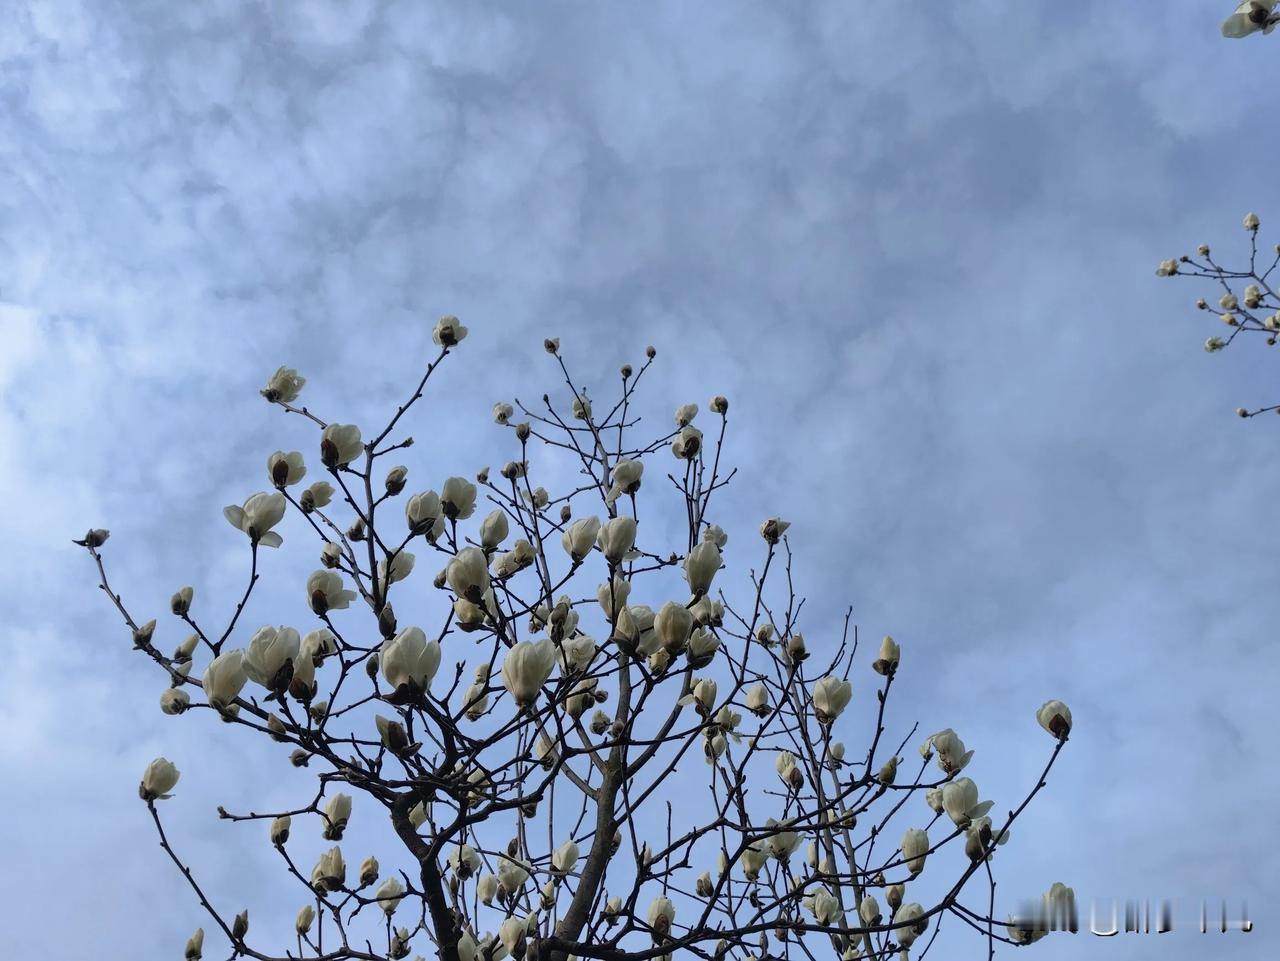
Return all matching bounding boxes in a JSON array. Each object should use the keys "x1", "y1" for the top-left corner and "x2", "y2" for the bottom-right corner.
[
  {"x1": 173, "y1": 633, "x2": 199, "y2": 661},
  {"x1": 295, "y1": 904, "x2": 314, "y2": 935},
  {"x1": 572, "y1": 394, "x2": 592, "y2": 420},
  {"x1": 232, "y1": 909, "x2": 249, "y2": 942},
  {"x1": 497, "y1": 856, "x2": 531, "y2": 896},
  {"x1": 202, "y1": 649, "x2": 247, "y2": 712},
  {"x1": 597, "y1": 516, "x2": 637, "y2": 564},
  {"x1": 480, "y1": 510, "x2": 509, "y2": 549},
  {"x1": 877, "y1": 756, "x2": 898, "y2": 785},
  {"x1": 806, "y1": 888, "x2": 842, "y2": 925},
  {"x1": 171, "y1": 586, "x2": 194, "y2": 616},
  {"x1": 446, "y1": 547, "x2": 491, "y2": 602},
  {"x1": 683, "y1": 541, "x2": 721, "y2": 596},
  {"x1": 1036, "y1": 699, "x2": 1072, "y2": 739},
  {"x1": 290, "y1": 748, "x2": 310, "y2": 767},
  {"x1": 322, "y1": 793, "x2": 352, "y2": 840},
  {"x1": 590, "y1": 708, "x2": 610, "y2": 734},
  {"x1": 872, "y1": 635, "x2": 900, "y2": 675},
  {"x1": 785, "y1": 633, "x2": 808, "y2": 664},
  {"x1": 376, "y1": 714, "x2": 411, "y2": 753},
  {"x1": 925, "y1": 788, "x2": 944, "y2": 813},
  {"x1": 477, "y1": 873, "x2": 498, "y2": 905},
  {"x1": 830, "y1": 741, "x2": 845, "y2": 761},
  {"x1": 132, "y1": 619, "x2": 156, "y2": 648},
  {"x1": 710, "y1": 394, "x2": 729, "y2": 414},
  {"x1": 441, "y1": 476, "x2": 477, "y2": 520},
  {"x1": 271, "y1": 815, "x2": 291, "y2": 846},
  {"x1": 462, "y1": 682, "x2": 490, "y2": 721},
  {"x1": 312, "y1": 846, "x2": 346, "y2": 892},
  {"x1": 892, "y1": 903, "x2": 927, "y2": 948},
  {"x1": 746, "y1": 683, "x2": 769, "y2": 716},
  {"x1": 859, "y1": 894, "x2": 882, "y2": 926},
  {"x1": 674, "y1": 403, "x2": 698, "y2": 427},
  {"x1": 812, "y1": 676, "x2": 852, "y2": 724},
  {"x1": 607, "y1": 459, "x2": 644, "y2": 504},
  {"x1": 654, "y1": 601, "x2": 694, "y2": 653},
  {"x1": 1245, "y1": 211, "x2": 1261, "y2": 231},
  {"x1": 766, "y1": 818, "x2": 801, "y2": 860},
  {"x1": 139, "y1": 757, "x2": 180, "y2": 801},
  {"x1": 160, "y1": 688, "x2": 190, "y2": 715},
  {"x1": 433, "y1": 315, "x2": 468, "y2": 346},
  {"x1": 597, "y1": 575, "x2": 632, "y2": 621},
  {"x1": 901, "y1": 828, "x2": 929, "y2": 875},
  {"x1": 450, "y1": 845, "x2": 481, "y2": 879},
  {"x1": 185, "y1": 927, "x2": 204, "y2": 960},
  {"x1": 1154, "y1": 258, "x2": 1178, "y2": 276},
  {"x1": 544, "y1": 337, "x2": 560, "y2": 354},
  {"x1": 696, "y1": 870, "x2": 714, "y2": 897},
  {"x1": 408, "y1": 801, "x2": 427, "y2": 828},
  {"x1": 553, "y1": 839, "x2": 580, "y2": 875},
  {"x1": 562, "y1": 516, "x2": 601, "y2": 563}
]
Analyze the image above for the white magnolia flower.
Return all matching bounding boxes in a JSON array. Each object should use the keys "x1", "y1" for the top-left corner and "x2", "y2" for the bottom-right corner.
[
  {"x1": 1245, "y1": 209, "x2": 1264, "y2": 228},
  {"x1": 672, "y1": 424, "x2": 702, "y2": 459},
  {"x1": 496, "y1": 856, "x2": 531, "y2": 895},
  {"x1": 647, "y1": 896, "x2": 676, "y2": 936},
  {"x1": 302, "y1": 481, "x2": 334, "y2": 512},
  {"x1": 223, "y1": 492, "x2": 287, "y2": 548},
  {"x1": 746, "y1": 683, "x2": 769, "y2": 716},
  {"x1": 929, "y1": 728, "x2": 973, "y2": 774},
  {"x1": 502, "y1": 638, "x2": 557, "y2": 708},
  {"x1": 702, "y1": 523, "x2": 728, "y2": 548},
  {"x1": 607, "y1": 459, "x2": 644, "y2": 504},
  {"x1": 261, "y1": 366, "x2": 305, "y2": 403},
  {"x1": 375, "y1": 877, "x2": 405, "y2": 915},
  {"x1": 140, "y1": 757, "x2": 180, "y2": 800},
  {"x1": 872, "y1": 634, "x2": 900, "y2": 675},
  {"x1": 687, "y1": 629, "x2": 719, "y2": 668},
  {"x1": 312, "y1": 846, "x2": 346, "y2": 892},
  {"x1": 893, "y1": 902, "x2": 928, "y2": 948},
  {"x1": 674, "y1": 403, "x2": 698, "y2": 426},
  {"x1": 1154, "y1": 258, "x2": 1179, "y2": 276},
  {"x1": 654, "y1": 601, "x2": 694, "y2": 653},
  {"x1": 480, "y1": 510, "x2": 509, "y2": 549},
  {"x1": 597, "y1": 516, "x2": 637, "y2": 564},
  {"x1": 441, "y1": 476, "x2": 477, "y2": 520},
  {"x1": 759, "y1": 516, "x2": 790, "y2": 544},
  {"x1": 499, "y1": 917, "x2": 525, "y2": 953},
  {"x1": 683, "y1": 540, "x2": 721, "y2": 595},
  {"x1": 320, "y1": 423, "x2": 364, "y2": 469},
  {"x1": 295, "y1": 904, "x2": 315, "y2": 934},
  {"x1": 562, "y1": 516, "x2": 601, "y2": 563},
  {"x1": 901, "y1": 828, "x2": 929, "y2": 876},
  {"x1": 378, "y1": 551, "x2": 416, "y2": 588},
  {"x1": 812, "y1": 676, "x2": 852, "y2": 724},
  {"x1": 941, "y1": 777, "x2": 993, "y2": 828},
  {"x1": 449, "y1": 845, "x2": 482, "y2": 879},
  {"x1": 765, "y1": 818, "x2": 802, "y2": 860},
  {"x1": 307, "y1": 570, "x2": 356, "y2": 615},
  {"x1": 381, "y1": 627, "x2": 442, "y2": 694},
  {"x1": 323, "y1": 794, "x2": 352, "y2": 839},
  {"x1": 270, "y1": 815, "x2": 291, "y2": 846},
  {"x1": 477, "y1": 873, "x2": 498, "y2": 905},
  {"x1": 447, "y1": 547, "x2": 491, "y2": 602},
  {"x1": 858, "y1": 895, "x2": 882, "y2": 926},
  {"x1": 202, "y1": 649, "x2": 247, "y2": 711},
  {"x1": 806, "y1": 888, "x2": 842, "y2": 925},
  {"x1": 185, "y1": 928, "x2": 203, "y2": 959},
  {"x1": 558, "y1": 633, "x2": 597, "y2": 673},
  {"x1": 267, "y1": 450, "x2": 306, "y2": 488},
  {"x1": 243, "y1": 625, "x2": 301, "y2": 689},
  {"x1": 160, "y1": 687, "x2": 191, "y2": 715},
  {"x1": 493, "y1": 402, "x2": 514, "y2": 425},
  {"x1": 552, "y1": 840, "x2": 580, "y2": 874},
  {"x1": 741, "y1": 842, "x2": 769, "y2": 880},
  {"x1": 406, "y1": 490, "x2": 442, "y2": 534},
  {"x1": 432, "y1": 315, "x2": 468, "y2": 347},
  {"x1": 571, "y1": 394, "x2": 592, "y2": 421},
  {"x1": 597, "y1": 575, "x2": 632, "y2": 621},
  {"x1": 1036, "y1": 699, "x2": 1073, "y2": 739}
]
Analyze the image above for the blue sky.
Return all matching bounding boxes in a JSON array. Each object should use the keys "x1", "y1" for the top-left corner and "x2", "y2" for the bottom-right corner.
[{"x1": 3, "y1": 2, "x2": 1278, "y2": 959}]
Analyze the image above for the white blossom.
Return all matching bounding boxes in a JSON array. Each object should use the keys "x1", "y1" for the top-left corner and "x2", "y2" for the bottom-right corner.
[
  {"x1": 493, "y1": 402, "x2": 514, "y2": 425},
  {"x1": 501, "y1": 638, "x2": 557, "y2": 708},
  {"x1": 406, "y1": 490, "x2": 442, "y2": 534},
  {"x1": 447, "y1": 547, "x2": 491, "y2": 602},
  {"x1": 320, "y1": 423, "x2": 364, "y2": 468},
  {"x1": 160, "y1": 688, "x2": 190, "y2": 715},
  {"x1": 378, "y1": 551, "x2": 416, "y2": 588},
  {"x1": 432, "y1": 315, "x2": 468, "y2": 347},
  {"x1": 243, "y1": 625, "x2": 301, "y2": 689},
  {"x1": 893, "y1": 902, "x2": 927, "y2": 949},
  {"x1": 901, "y1": 828, "x2": 929, "y2": 875},
  {"x1": 223, "y1": 492, "x2": 287, "y2": 548},
  {"x1": 562, "y1": 516, "x2": 601, "y2": 563},
  {"x1": 480, "y1": 510, "x2": 509, "y2": 549},
  {"x1": 322, "y1": 794, "x2": 352, "y2": 840},
  {"x1": 597, "y1": 516, "x2": 637, "y2": 564},
  {"x1": 376, "y1": 877, "x2": 405, "y2": 915},
  {"x1": 674, "y1": 403, "x2": 698, "y2": 426},
  {"x1": 381, "y1": 627, "x2": 442, "y2": 694},
  {"x1": 441, "y1": 476, "x2": 478, "y2": 520},
  {"x1": 261, "y1": 366, "x2": 305, "y2": 403},
  {"x1": 1037, "y1": 699, "x2": 1073, "y2": 738},
  {"x1": 672, "y1": 424, "x2": 702, "y2": 459},
  {"x1": 307, "y1": 570, "x2": 357, "y2": 615},
  {"x1": 140, "y1": 757, "x2": 180, "y2": 800},
  {"x1": 552, "y1": 840, "x2": 580, "y2": 875},
  {"x1": 654, "y1": 601, "x2": 694, "y2": 653},
  {"x1": 202, "y1": 649, "x2": 247, "y2": 711},
  {"x1": 607, "y1": 459, "x2": 644, "y2": 504},
  {"x1": 683, "y1": 540, "x2": 721, "y2": 595},
  {"x1": 647, "y1": 896, "x2": 676, "y2": 936},
  {"x1": 812, "y1": 676, "x2": 852, "y2": 724},
  {"x1": 312, "y1": 847, "x2": 346, "y2": 892},
  {"x1": 267, "y1": 450, "x2": 307, "y2": 488}
]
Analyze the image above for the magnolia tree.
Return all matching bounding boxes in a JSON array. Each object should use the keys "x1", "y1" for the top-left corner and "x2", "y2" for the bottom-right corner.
[
  {"x1": 77, "y1": 320, "x2": 1075, "y2": 961},
  {"x1": 1155, "y1": 211, "x2": 1280, "y2": 419}
]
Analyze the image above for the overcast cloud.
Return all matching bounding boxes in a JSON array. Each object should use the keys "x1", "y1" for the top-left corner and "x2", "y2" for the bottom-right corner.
[{"x1": 2, "y1": 2, "x2": 1277, "y2": 959}]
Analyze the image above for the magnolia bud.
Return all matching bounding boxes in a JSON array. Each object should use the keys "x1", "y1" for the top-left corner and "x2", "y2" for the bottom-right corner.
[
  {"x1": 347, "y1": 516, "x2": 366, "y2": 542},
  {"x1": 1245, "y1": 211, "x2": 1261, "y2": 231},
  {"x1": 290, "y1": 748, "x2": 310, "y2": 767},
  {"x1": 560, "y1": 504, "x2": 572, "y2": 523},
  {"x1": 232, "y1": 910, "x2": 249, "y2": 942},
  {"x1": 872, "y1": 635, "x2": 900, "y2": 675},
  {"x1": 710, "y1": 395, "x2": 728, "y2": 414},
  {"x1": 160, "y1": 688, "x2": 191, "y2": 715},
  {"x1": 132, "y1": 619, "x2": 156, "y2": 649},
  {"x1": 170, "y1": 586, "x2": 194, "y2": 616},
  {"x1": 385, "y1": 465, "x2": 408, "y2": 496},
  {"x1": 83, "y1": 528, "x2": 110, "y2": 548},
  {"x1": 271, "y1": 815, "x2": 291, "y2": 846},
  {"x1": 433, "y1": 315, "x2": 468, "y2": 347},
  {"x1": 139, "y1": 757, "x2": 180, "y2": 801},
  {"x1": 877, "y1": 756, "x2": 898, "y2": 785},
  {"x1": 545, "y1": 337, "x2": 560, "y2": 354},
  {"x1": 1036, "y1": 699, "x2": 1073, "y2": 739},
  {"x1": 184, "y1": 927, "x2": 204, "y2": 960},
  {"x1": 295, "y1": 905, "x2": 315, "y2": 935}
]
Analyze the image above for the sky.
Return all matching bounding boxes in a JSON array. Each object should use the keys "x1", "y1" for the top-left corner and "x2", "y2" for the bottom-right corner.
[{"x1": 2, "y1": 1, "x2": 1278, "y2": 959}]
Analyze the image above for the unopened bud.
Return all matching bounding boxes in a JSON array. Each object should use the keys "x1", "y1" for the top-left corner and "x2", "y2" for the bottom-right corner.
[
  {"x1": 385, "y1": 465, "x2": 408, "y2": 496},
  {"x1": 378, "y1": 604, "x2": 398, "y2": 639},
  {"x1": 170, "y1": 586, "x2": 193, "y2": 616}
]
